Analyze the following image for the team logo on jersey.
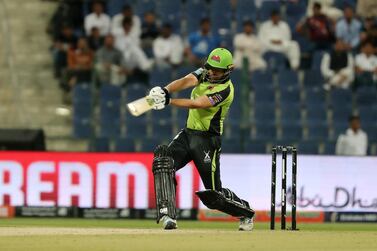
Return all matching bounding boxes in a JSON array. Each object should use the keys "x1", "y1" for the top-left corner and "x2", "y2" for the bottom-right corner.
[
  {"x1": 211, "y1": 55, "x2": 221, "y2": 62},
  {"x1": 203, "y1": 150, "x2": 211, "y2": 163}
]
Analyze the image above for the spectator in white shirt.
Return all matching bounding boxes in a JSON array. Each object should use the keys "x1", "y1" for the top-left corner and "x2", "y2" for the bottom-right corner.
[
  {"x1": 336, "y1": 115, "x2": 368, "y2": 156},
  {"x1": 84, "y1": 1, "x2": 110, "y2": 36},
  {"x1": 233, "y1": 20, "x2": 267, "y2": 71},
  {"x1": 258, "y1": 10, "x2": 300, "y2": 70},
  {"x1": 113, "y1": 17, "x2": 152, "y2": 76},
  {"x1": 153, "y1": 23, "x2": 183, "y2": 69},
  {"x1": 111, "y1": 4, "x2": 141, "y2": 38},
  {"x1": 307, "y1": 0, "x2": 343, "y2": 21},
  {"x1": 321, "y1": 40, "x2": 354, "y2": 90},
  {"x1": 354, "y1": 41, "x2": 377, "y2": 89}
]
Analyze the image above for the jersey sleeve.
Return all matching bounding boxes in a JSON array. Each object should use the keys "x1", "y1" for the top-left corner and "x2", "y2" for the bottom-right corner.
[{"x1": 206, "y1": 85, "x2": 231, "y2": 107}]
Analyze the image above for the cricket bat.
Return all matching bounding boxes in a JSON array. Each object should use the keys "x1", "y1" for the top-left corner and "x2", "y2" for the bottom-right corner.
[{"x1": 126, "y1": 96, "x2": 154, "y2": 116}]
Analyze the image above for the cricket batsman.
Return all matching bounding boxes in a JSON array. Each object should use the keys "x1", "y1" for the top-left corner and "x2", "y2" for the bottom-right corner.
[{"x1": 148, "y1": 48, "x2": 255, "y2": 231}]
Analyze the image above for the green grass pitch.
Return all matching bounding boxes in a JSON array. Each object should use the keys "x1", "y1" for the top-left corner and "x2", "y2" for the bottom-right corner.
[{"x1": 0, "y1": 219, "x2": 376, "y2": 251}]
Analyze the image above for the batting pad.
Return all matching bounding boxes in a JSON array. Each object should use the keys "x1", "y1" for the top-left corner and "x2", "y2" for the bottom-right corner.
[{"x1": 196, "y1": 189, "x2": 255, "y2": 219}]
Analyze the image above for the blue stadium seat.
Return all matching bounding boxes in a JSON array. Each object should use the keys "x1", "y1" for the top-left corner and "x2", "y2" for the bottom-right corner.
[
  {"x1": 139, "y1": 137, "x2": 165, "y2": 152},
  {"x1": 358, "y1": 105, "x2": 377, "y2": 126},
  {"x1": 114, "y1": 138, "x2": 136, "y2": 152},
  {"x1": 355, "y1": 86, "x2": 377, "y2": 106},
  {"x1": 296, "y1": 141, "x2": 319, "y2": 154},
  {"x1": 149, "y1": 67, "x2": 173, "y2": 85},
  {"x1": 294, "y1": 35, "x2": 314, "y2": 54},
  {"x1": 185, "y1": 0, "x2": 208, "y2": 21},
  {"x1": 254, "y1": 87, "x2": 276, "y2": 104},
  {"x1": 280, "y1": 87, "x2": 301, "y2": 105},
  {"x1": 304, "y1": 70, "x2": 324, "y2": 87},
  {"x1": 281, "y1": 124, "x2": 303, "y2": 142},
  {"x1": 210, "y1": 0, "x2": 232, "y2": 34},
  {"x1": 254, "y1": 103, "x2": 276, "y2": 124},
  {"x1": 285, "y1": 1, "x2": 306, "y2": 19},
  {"x1": 125, "y1": 84, "x2": 148, "y2": 101},
  {"x1": 89, "y1": 138, "x2": 110, "y2": 152},
  {"x1": 134, "y1": 0, "x2": 156, "y2": 16},
  {"x1": 73, "y1": 118, "x2": 92, "y2": 139},
  {"x1": 332, "y1": 105, "x2": 353, "y2": 124},
  {"x1": 329, "y1": 89, "x2": 353, "y2": 107},
  {"x1": 150, "y1": 107, "x2": 173, "y2": 123},
  {"x1": 311, "y1": 51, "x2": 325, "y2": 70},
  {"x1": 364, "y1": 125, "x2": 377, "y2": 141},
  {"x1": 259, "y1": 1, "x2": 281, "y2": 21},
  {"x1": 176, "y1": 108, "x2": 188, "y2": 121},
  {"x1": 250, "y1": 70, "x2": 274, "y2": 88},
  {"x1": 175, "y1": 65, "x2": 197, "y2": 79},
  {"x1": 244, "y1": 141, "x2": 267, "y2": 154},
  {"x1": 100, "y1": 118, "x2": 121, "y2": 138},
  {"x1": 334, "y1": 0, "x2": 357, "y2": 9},
  {"x1": 332, "y1": 123, "x2": 347, "y2": 140},
  {"x1": 100, "y1": 84, "x2": 122, "y2": 101},
  {"x1": 263, "y1": 51, "x2": 287, "y2": 72},
  {"x1": 307, "y1": 124, "x2": 329, "y2": 141},
  {"x1": 107, "y1": 0, "x2": 133, "y2": 16},
  {"x1": 277, "y1": 69, "x2": 299, "y2": 88},
  {"x1": 125, "y1": 118, "x2": 148, "y2": 138},
  {"x1": 221, "y1": 138, "x2": 243, "y2": 153},
  {"x1": 73, "y1": 84, "x2": 92, "y2": 103},
  {"x1": 280, "y1": 104, "x2": 302, "y2": 126},
  {"x1": 100, "y1": 100, "x2": 121, "y2": 121},
  {"x1": 73, "y1": 101, "x2": 92, "y2": 120},
  {"x1": 254, "y1": 123, "x2": 277, "y2": 141},
  {"x1": 73, "y1": 84, "x2": 92, "y2": 120},
  {"x1": 304, "y1": 87, "x2": 326, "y2": 106},
  {"x1": 151, "y1": 122, "x2": 173, "y2": 139},
  {"x1": 305, "y1": 104, "x2": 328, "y2": 126},
  {"x1": 323, "y1": 141, "x2": 336, "y2": 155}
]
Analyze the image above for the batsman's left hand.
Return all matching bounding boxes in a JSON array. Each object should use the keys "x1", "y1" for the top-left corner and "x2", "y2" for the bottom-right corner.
[{"x1": 149, "y1": 86, "x2": 170, "y2": 105}]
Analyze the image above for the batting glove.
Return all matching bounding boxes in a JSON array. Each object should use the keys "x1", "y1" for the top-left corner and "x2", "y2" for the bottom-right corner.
[{"x1": 149, "y1": 86, "x2": 170, "y2": 105}]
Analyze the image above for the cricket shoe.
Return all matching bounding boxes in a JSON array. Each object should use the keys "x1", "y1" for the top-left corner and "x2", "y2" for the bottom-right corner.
[
  {"x1": 161, "y1": 215, "x2": 177, "y2": 230},
  {"x1": 239, "y1": 217, "x2": 254, "y2": 231}
]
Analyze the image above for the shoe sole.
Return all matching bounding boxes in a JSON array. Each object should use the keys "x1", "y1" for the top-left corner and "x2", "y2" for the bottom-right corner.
[{"x1": 164, "y1": 221, "x2": 177, "y2": 230}]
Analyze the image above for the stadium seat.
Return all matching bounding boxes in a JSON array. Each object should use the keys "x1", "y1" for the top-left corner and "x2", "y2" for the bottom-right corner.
[
  {"x1": 305, "y1": 104, "x2": 328, "y2": 126},
  {"x1": 311, "y1": 51, "x2": 325, "y2": 70},
  {"x1": 355, "y1": 86, "x2": 377, "y2": 106},
  {"x1": 254, "y1": 123, "x2": 277, "y2": 141},
  {"x1": 280, "y1": 104, "x2": 302, "y2": 126},
  {"x1": 277, "y1": 69, "x2": 299, "y2": 88},
  {"x1": 254, "y1": 87, "x2": 276, "y2": 104},
  {"x1": 259, "y1": 1, "x2": 281, "y2": 21},
  {"x1": 263, "y1": 51, "x2": 287, "y2": 72},
  {"x1": 358, "y1": 105, "x2": 377, "y2": 126},
  {"x1": 114, "y1": 138, "x2": 136, "y2": 152},
  {"x1": 254, "y1": 103, "x2": 276, "y2": 124},
  {"x1": 89, "y1": 138, "x2": 110, "y2": 152},
  {"x1": 73, "y1": 84, "x2": 92, "y2": 103},
  {"x1": 296, "y1": 141, "x2": 319, "y2": 154},
  {"x1": 329, "y1": 89, "x2": 353, "y2": 107},
  {"x1": 285, "y1": 1, "x2": 306, "y2": 19},
  {"x1": 151, "y1": 121, "x2": 173, "y2": 139},
  {"x1": 221, "y1": 138, "x2": 243, "y2": 153},
  {"x1": 139, "y1": 137, "x2": 165, "y2": 152},
  {"x1": 307, "y1": 124, "x2": 329, "y2": 141},
  {"x1": 332, "y1": 105, "x2": 353, "y2": 124},
  {"x1": 210, "y1": 0, "x2": 232, "y2": 34},
  {"x1": 281, "y1": 124, "x2": 303, "y2": 142},
  {"x1": 125, "y1": 84, "x2": 148, "y2": 101},
  {"x1": 280, "y1": 86, "x2": 301, "y2": 105},
  {"x1": 304, "y1": 87, "x2": 326, "y2": 106},
  {"x1": 73, "y1": 118, "x2": 92, "y2": 139},
  {"x1": 323, "y1": 141, "x2": 336, "y2": 155},
  {"x1": 100, "y1": 100, "x2": 121, "y2": 121},
  {"x1": 125, "y1": 118, "x2": 148, "y2": 138},
  {"x1": 304, "y1": 69, "x2": 324, "y2": 87},
  {"x1": 149, "y1": 67, "x2": 173, "y2": 86},
  {"x1": 244, "y1": 141, "x2": 267, "y2": 154},
  {"x1": 100, "y1": 84, "x2": 122, "y2": 101},
  {"x1": 250, "y1": 70, "x2": 274, "y2": 88},
  {"x1": 100, "y1": 118, "x2": 121, "y2": 138}
]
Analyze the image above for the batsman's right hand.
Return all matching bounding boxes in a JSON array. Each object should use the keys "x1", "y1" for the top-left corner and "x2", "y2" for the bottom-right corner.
[{"x1": 149, "y1": 86, "x2": 170, "y2": 105}]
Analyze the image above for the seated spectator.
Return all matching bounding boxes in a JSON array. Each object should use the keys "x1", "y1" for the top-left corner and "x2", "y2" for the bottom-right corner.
[
  {"x1": 153, "y1": 23, "x2": 184, "y2": 69},
  {"x1": 111, "y1": 4, "x2": 141, "y2": 38},
  {"x1": 354, "y1": 41, "x2": 377, "y2": 89},
  {"x1": 357, "y1": 0, "x2": 377, "y2": 19},
  {"x1": 233, "y1": 20, "x2": 266, "y2": 71},
  {"x1": 259, "y1": 10, "x2": 300, "y2": 70},
  {"x1": 51, "y1": 24, "x2": 78, "y2": 78},
  {"x1": 87, "y1": 27, "x2": 104, "y2": 51},
  {"x1": 360, "y1": 17, "x2": 377, "y2": 48},
  {"x1": 84, "y1": 1, "x2": 110, "y2": 36},
  {"x1": 114, "y1": 17, "x2": 152, "y2": 84},
  {"x1": 321, "y1": 40, "x2": 354, "y2": 90},
  {"x1": 63, "y1": 37, "x2": 94, "y2": 91},
  {"x1": 336, "y1": 115, "x2": 368, "y2": 156},
  {"x1": 297, "y1": 2, "x2": 335, "y2": 51},
  {"x1": 307, "y1": 0, "x2": 343, "y2": 21},
  {"x1": 94, "y1": 35, "x2": 127, "y2": 86},
  {"x1": 336, "y1": 6, "x2": 362, "y2": 51},
  {"x1": 186, "y1": 18, "x2": 221, "y2": 66},
  {"x1": 140, "y1": 11, "x2": 160, "y2": 56}
]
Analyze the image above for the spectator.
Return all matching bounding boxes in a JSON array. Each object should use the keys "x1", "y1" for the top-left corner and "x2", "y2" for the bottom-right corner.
[
  {"x1": 111, "y1": 4, "x2": 141, "y2": 38},
  {"x1": 51, "y1": 24, "x2": 78, "y2": 78},
  {"x1": 87, "y1": 27, "x2": 104, "y2": 51},
  {"x1": 336, "y1": 115, "x2": 368, "y2": 156},
  {"x1": 360, "y1": 17, "x2": 377, "y2": 48},
  {"x1": 233, "y1": 20, "x2": 266, "y2": 71},
  {"x1": 64, "y1": 37, "x2": 94, "y2": 91},
  {"x1": 114, "y1": 17, "x2": 153, "y2": 83},
  {"x1": 84, "y1": 1, "x2": 110, "y2": 36},
  {"x1": 336, "y1": 6, "x2": 362, "y2": 51},
  {"x1": 357, "y1": 0, "x2": 377, "y2": 19},
  {"x1": 94, "y1": 35, "x2": 126, "y2": 86},
  {"x1": 354, "y1": 41, "x2": 377, "y2": 89},
  {"x1": 258, "y1": 10, "x2": 300, "y2": 70},
  {"x1": 297, "y1": 2, "x2": 335, "y2": 51},
  {"x1": 153, "y1": 23, "x2": 184, "y2": 69},
  {"x1": 321, "y1": 40, "x2": 354, "y2": 90},
  {"x1": 186, "y1": 18, "x2": 221, "y2": 66},
  {"x1": 307, "y1": 0, "x2": 343, "y2": 21},
  {"x1": 140, "y1": 11, "x2": 160, "y2": 55}
]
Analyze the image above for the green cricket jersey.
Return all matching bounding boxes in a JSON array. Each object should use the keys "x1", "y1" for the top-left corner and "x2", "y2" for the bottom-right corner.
[{"x1": 186, "y1": 68, "x2": 234, "y2": 136}]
